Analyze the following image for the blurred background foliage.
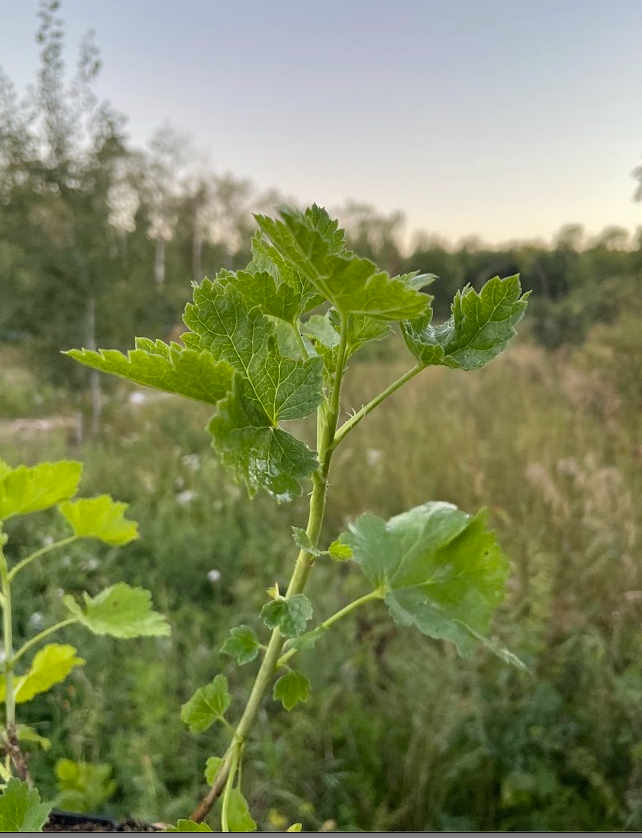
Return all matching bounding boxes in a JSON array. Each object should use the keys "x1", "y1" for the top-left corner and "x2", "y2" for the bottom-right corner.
[{"x1": 2, "y1": 1, "x2": 642, "y2": 832}]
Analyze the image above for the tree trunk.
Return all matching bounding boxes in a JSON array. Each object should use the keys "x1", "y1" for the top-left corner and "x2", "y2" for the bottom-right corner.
[{"x1": 86, "y1": 296, "x2": 102, "y2": 438}]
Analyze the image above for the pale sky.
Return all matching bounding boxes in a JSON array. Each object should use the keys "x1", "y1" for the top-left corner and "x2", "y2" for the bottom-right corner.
[{"x1": 2, "y1": 0, "x2": 642, "y2": 244}]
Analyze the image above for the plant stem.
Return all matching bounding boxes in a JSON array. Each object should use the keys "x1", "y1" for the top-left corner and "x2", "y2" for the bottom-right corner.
[
  {"x1": 220, "y1": 743, "x2": 241, "y2": 832},
  {"x1": 10, "y1": 618, "x2": 78, "y2": 669},
  {"x1": 277, "y1": 589, "x2": 383, "y2": 669},
  {"x1": 0, "y1": 541, "x2": 15, "y2": 761},
  {"x1": 8, "y1": 536, "x2": 78, "y2": 581},
  {"x1": 190, "y1": 317, "x2": 350, "y2": 823},
  {"x1": 332, "y1": 364, "x2": 423, "y2": 449},
  {"x1": 291, "y1": 321, "x2": 309, "y2": 359}
]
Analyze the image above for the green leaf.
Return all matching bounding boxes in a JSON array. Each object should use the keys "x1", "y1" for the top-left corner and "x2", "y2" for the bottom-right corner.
[
  {"x1": 220, "y1": 626, "x2": 261, "y2": 665},
  {"x1": 183, "y1": 278, "x2": 323, "y2": 423},
  {"x1": 329, "y1": 309, "x2": 394, "y2": 359},
  {"x1": 16, "y1": 725, "x2": 51, "y2": 751},
  {"x1": 0, "y1": 461, "x2": 82, "y2": 521},
  {"x1": 291, "y1": 526, "x2": 321, "y2": 557},
  {"x1": 0, "y1": 778, "x2": 53, "y2": 832},
  {"x1": 59, "y1": 495, "x2": 138, "y2": 545},
  {"x1": 287, "y1": 824, "x2": 303, "y2": 832},
  {"x1": 0, "y1": 644, "x2": 85, "y2": 704},
  {"x1": 342, "y1": 502, "x2": 509, "y2": 657},
  {"x1": 248, "y1": 231, "x2": 324, "y2": 315},
  {"x1": 208, "y1": 377, "x2": 318, "y2": 502},
  {"x1": 166, "y1": 820, "x2": 213, "y2": 832},
  {"x1": 273, "y1": 670, "x2": 311, "y2": 711},
  {"x1": 222, "y1": 269, "x2": 309, "y2": 324},
  {"x1": 226, "y1": 787, "x2": 257, "y2": 832},
  {"x1": 54, "y1": 759, "x2": 116, "y2": 813},
  {"x1": 402, "y1": 274, "x2": 529, "y2": 370},
  {"x1": 255, "y1": 205, "x2": 429, "y2": 321},
  {"x1": 204, "y1": 756, "x2": 224, "y2": 785},
  {"x1": 328, "y1": 540, "x2": 353, "y2": 561},
  {"x1": 63, "y1": 583, "x2": 170, "y2": 638},
  {"x1": 289, "y1": 625, "x2": 327, "y2": 652},
  {"x1": 300, "y1": 314, "x2": 341, "y2": 350},
  {"x1": 260, "y1": 594, "x2": 313, "y2": 638},
  {"x1": 180, "y1": 674, "x2": 231, "y2": 734},
  {"x1": 65, "y1": 340, "x2": 234, "y2": 405}
]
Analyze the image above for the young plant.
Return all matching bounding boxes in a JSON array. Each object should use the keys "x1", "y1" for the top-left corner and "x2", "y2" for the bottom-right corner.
[
  {"x1": 0, "y1": 459, "x2": 169, "y2": 831},
  {"x1": 68, "y1": 204, "x2": 529, "y2": 831}
]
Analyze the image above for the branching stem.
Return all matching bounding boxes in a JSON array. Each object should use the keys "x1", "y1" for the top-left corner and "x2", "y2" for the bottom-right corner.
[
  {"x1": 9, "y1": 536, "x2": 78, "y2": 582},
  {"x1": 10, "y1": 618, "x2": 78, "y2": 669}
]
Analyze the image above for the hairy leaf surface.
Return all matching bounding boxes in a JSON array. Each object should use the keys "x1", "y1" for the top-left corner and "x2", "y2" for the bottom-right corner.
[
  {"x1": 65, "y1": 340, "x2": 234, "y2": 405},
  {"x1": 208, "y1": 378, "x2": 317, "y2": 501},
  {"x1": 402, "y1": 274, "x2": 529, "y2": 370},
  {"x1": 255, "y1": 206, "x2": 429, "y2": 320},
  {"x1": 59, "y1": 496, "x2": 138, "y2": 545},
  {"x1": 341, "y1": 502, "x2": 509, "y2": 656},
  {"x1": 64, "y1": 583, "x2": 170, "y2": 638},
  {"x1": 260, "y1": 594, "x2": 313, "y2": 638}
]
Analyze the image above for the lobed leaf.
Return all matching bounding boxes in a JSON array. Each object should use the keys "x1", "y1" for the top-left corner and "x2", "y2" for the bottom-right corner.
[
  {"x1": 248, "y1": 232, "x2": 324, "y2": 315},
  {"x1": 260, "y1": 594, "x2": 313, "y2": 639},
  {"x1": 64, "y1": 583, "x2": 170, "y2": 638},
  {"x1": 273, "y1": 670, "x2": 311, "y2": 711},
  {"x1": 208, "y1": 378, "x2": 318, "y2": 502},
  {"x1": 328, "y1": 540, "x2": 353, "y2": 561},
  {"x1": 402, "y1": 274, "x2": 529, "y2": 370},
  {"x1": 0, "y1": 778, "x2": 53, "y2": 833},
  {"x1": 180, "y1": 674, "x2": 231, "y2": 734},
  {"x1": 65, "y1": 340, "x2": 234, "y2": 405},
  {"x1": 341, "y1": 502, "x2": 509, "y2": 657},
  {"x1": 183, "y1": 278, "x2": 323, "y2": 423},
  {"x1": 220, "y1": 625, "x2": 261, "y2": 665},
  {"x1": 54, "y1": 759, "x2": 116, "y2": 814},
  {"x1": 0, "y1": 461, "x2": 82, "y2": 521},
  {"x1": 291, "y1": 526, "x2": 321, "y2": 557},
  {"x1": 0, "y1": 644, "x2": 85, "y2": 705},
  {"x1": 59, "y1": 495, "x2": 138, "y2": 545},
  {"x1": 255, "y1": 205, "x2": 429, "y2": 321}
]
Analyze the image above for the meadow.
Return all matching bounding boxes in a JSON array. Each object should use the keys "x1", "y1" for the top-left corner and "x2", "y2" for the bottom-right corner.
[{"x1": 1, "y1": 308, "x2": 641, "y2": 832}]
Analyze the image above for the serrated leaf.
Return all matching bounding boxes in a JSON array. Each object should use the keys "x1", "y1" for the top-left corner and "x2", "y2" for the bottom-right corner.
[
  {"x1": 255, "y1": 206, "x2": 429, "y2": 321},
  {"x1": 291, "y1": 526, "x2": 321, "y2": 557},
  {"x1": 223, "y1": 269, "x2": 306, "y2": 324},
  {"x1": 180, "y1": 674, "x2": 231, "y2": 734},
  {"x1": 248, "y1": 232, "x2": 324, "y2": 315},
  {"x1": 59, "y1": 496, "x2": 138, "y2": 545},
  {"x1": 220, "y1": 625, "x2": 260, "y2": 665},
  {"x1": 166, "y1": 820, "x2": 213, "y2": 832},
  {"x1": 227, "y1": 787, "x2": 257, "y2": 832},
  {"x1": 183, "y1": 278, "x2": 323, "y2": 423},
  {"x1": 402, "y1": 274, "x2": 529, "y2": 370},
  {"x1": 0, "y1": 778, "x2": 53, "y2": 832},
  {"x1": 0, "y1": 461, "x2": 82, "y2": 521},
  {"x1": 328, "y1": 540, "x2": 353, "y2": 561},
  {"x1": 204, "y1": 756, "x2": 224, "y2": 785},
  {"x1": 328, "y1": 309, "x2": 394, "y2": 359},
  {"x1": 399, "y1": 271, "x2": 438, "y2": 291},
  {"x1": 289, "y1": 625, "x2": 327, "y2": 652},
  {"x1": 16, "y1": 725, "x2": 51, "y2": 751},
  {"x1": 260, "y1": 594, "x2": 313, "y2": 638},
  {"x1": 273, "y1": 670, "x2": 311, "y2": 711},
  {"x1": 0, "y1": 644, "x2": 85, "y2": 704},
  {"x1": 63, "y1": 583, "x2": 170, "y2": 638},
  {"x1": 341, "y1": 502, "x2": 509, "y2": 657},
  {"x1": 65, "y1": 340, "x2": 234, "y2": 405},
  {"x1": 208, "y1": 377, "x2": 318, "y2": 502}
]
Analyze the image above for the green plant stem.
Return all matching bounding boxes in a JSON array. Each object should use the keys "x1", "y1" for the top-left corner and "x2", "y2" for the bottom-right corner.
[
  {"x1": 10, "y1": 618, "x2": 78, "y2": 669},
  {"x1": 8, "y1": 535, "x2": 77, "y2": 581},
  {"x1": 0, "y1": 543, "x2": 15, "y2": 758},
  {"x1": 332, "y1": 363, "x2": 423, "y2": 449},
  {"x1": 291, "y1": 322, "x2": 309, "y2": 359},
  {"x1": 220, "y1": 743, "x2": 241, "y2": 833},
  {"x1": 277, "y1": 588, "x2": 383, "y2": 669},
  {"x1": 190, "y1": 317, "x2": 350, "y2": 824}
]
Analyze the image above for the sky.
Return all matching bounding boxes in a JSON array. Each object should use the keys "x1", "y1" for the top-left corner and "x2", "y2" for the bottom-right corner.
[{"x1": 2, "y1": 0, "x2": 642, "y2": 245}]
